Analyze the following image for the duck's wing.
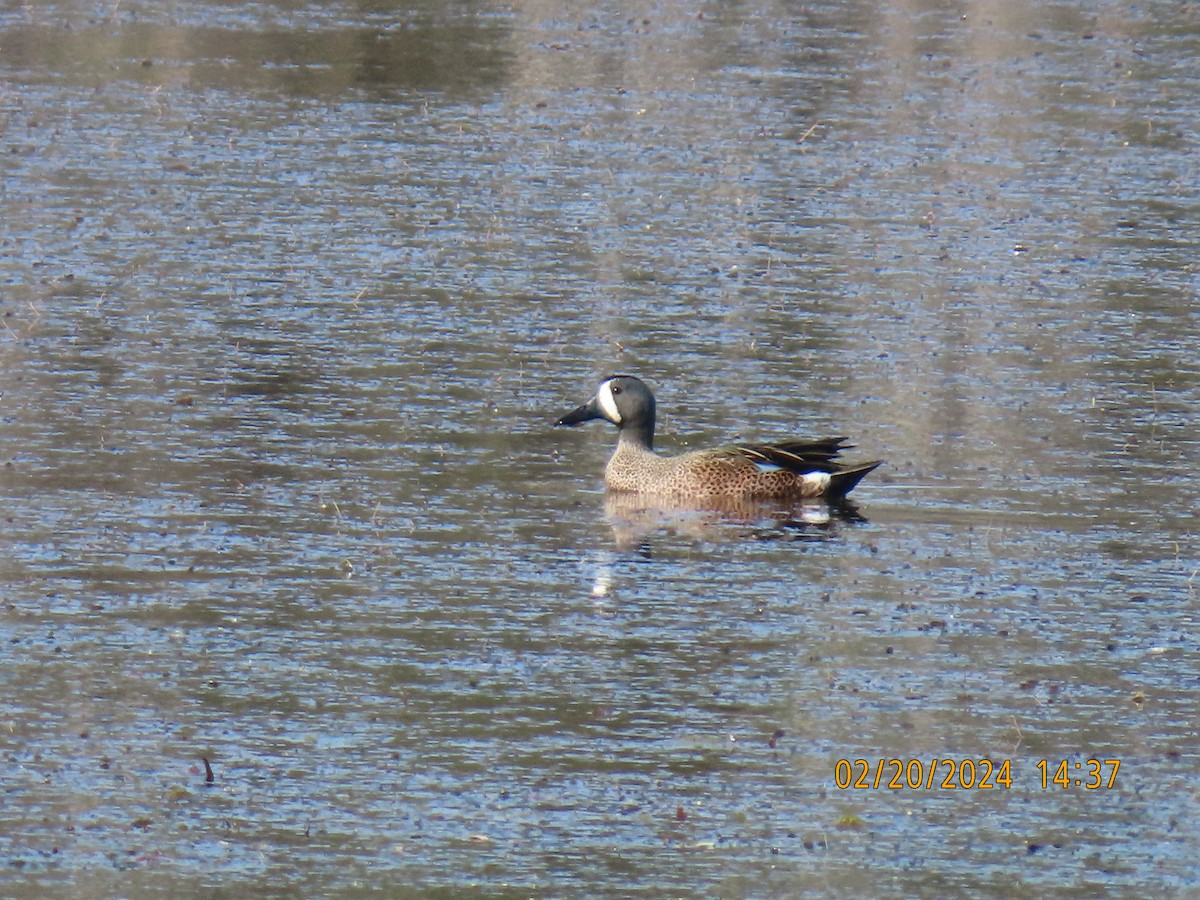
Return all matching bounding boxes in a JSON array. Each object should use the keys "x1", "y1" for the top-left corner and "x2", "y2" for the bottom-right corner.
[{"x1": 729, "y1": 436, "x2": 853, "y2": 474}]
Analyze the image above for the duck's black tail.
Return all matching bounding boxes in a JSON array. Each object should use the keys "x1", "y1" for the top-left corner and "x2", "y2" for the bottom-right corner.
[{"x1": 827, "y1": 460, "x2": 884, "y2": 498}]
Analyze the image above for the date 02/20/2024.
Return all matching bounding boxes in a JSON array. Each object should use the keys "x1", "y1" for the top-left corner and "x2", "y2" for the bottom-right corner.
[{"x1": 833, "y1": 758, "x2": 1121, "y2": 790}]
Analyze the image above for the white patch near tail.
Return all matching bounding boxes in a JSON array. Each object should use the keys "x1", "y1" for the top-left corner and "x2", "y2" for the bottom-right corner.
[
  {"x1": 802, "y1": 471, "x2": 831, "y2": 492},
  {"x1": 597, "y1": 380, "x2": 623, "y2": 424}
]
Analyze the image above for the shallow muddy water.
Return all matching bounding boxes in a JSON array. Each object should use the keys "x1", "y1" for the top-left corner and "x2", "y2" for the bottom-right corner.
[{"x1": 1, "y1": 0, "x2": 1198, "y2": 895}]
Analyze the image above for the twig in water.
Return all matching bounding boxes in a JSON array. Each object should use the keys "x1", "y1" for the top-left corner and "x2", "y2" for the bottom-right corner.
[{"x1": 797, "y1": 123, "x2": 820, "y2": 145}]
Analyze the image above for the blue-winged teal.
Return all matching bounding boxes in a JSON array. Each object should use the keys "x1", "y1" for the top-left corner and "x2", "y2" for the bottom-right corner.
[{"x1": 556, "y1": 375, "x2": 882, "y2": 500}]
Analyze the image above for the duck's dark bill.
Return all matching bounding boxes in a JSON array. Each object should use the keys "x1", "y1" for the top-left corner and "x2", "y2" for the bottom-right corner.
[{"x1": 555, "y1": 398, "x2": 601, "y2": 426}]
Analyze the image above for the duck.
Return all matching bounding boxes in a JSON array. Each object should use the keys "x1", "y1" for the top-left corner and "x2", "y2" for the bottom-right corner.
[{"x1": 555, "y1": 375, "x2": 882, "y2": 500}]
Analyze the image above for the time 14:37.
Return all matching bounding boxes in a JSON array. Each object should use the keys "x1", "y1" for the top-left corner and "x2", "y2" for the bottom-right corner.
[{"x1": 1037, "y1": 758, "x2": 1120, "y2": 789}]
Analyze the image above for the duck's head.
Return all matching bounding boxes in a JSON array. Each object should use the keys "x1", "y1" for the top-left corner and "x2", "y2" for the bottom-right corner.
[{"x1": 555, "y1": 374, "x2": 657, "y2": 448}]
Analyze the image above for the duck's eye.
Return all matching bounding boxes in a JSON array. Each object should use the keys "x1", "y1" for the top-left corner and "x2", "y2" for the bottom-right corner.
[{"x1": 611, "y1": 385, "x2": 622, "y2": 395}]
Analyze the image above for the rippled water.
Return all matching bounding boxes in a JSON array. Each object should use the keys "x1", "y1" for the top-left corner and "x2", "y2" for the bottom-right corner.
[{"x1": 2, "y1": 0, "x2": 1198, "y2": 895}]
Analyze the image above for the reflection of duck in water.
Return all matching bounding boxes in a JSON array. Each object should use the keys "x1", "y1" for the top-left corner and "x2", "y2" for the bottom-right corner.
[
  {"x1": 601, "y1": 490, "x2": 866, "y2": 552},
  {"x1": 555, "y1": 375, "x2": 883, "y2": 501}
]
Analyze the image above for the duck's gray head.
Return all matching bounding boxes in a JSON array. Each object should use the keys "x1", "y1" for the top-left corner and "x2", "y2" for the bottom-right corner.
[{"x1": 555, "y1": 374, "x2": 657, "y2": 448}]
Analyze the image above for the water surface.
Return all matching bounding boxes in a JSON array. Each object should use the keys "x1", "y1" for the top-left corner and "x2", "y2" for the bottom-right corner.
[{"x1": 1, "y1": 0, "x2": 1198, "y2": 895}]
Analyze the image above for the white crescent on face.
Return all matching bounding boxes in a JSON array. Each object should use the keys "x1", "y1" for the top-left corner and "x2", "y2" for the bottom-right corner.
[{"x1": 597, "y1": 379, "x2": 623, "y2": 424}]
